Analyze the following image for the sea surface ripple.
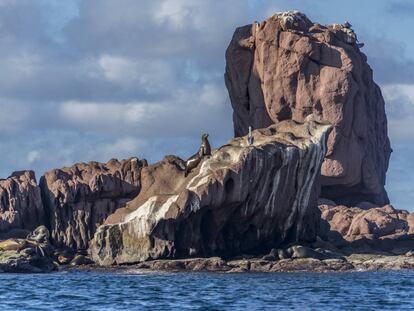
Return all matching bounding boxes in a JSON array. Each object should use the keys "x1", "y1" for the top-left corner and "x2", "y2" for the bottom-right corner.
[{"x1": 1, "y1": 270, "x2": 414, "y2": 310}]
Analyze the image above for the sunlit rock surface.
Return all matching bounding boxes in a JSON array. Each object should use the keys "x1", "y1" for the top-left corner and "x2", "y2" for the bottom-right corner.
[
  {"x1": 0, "y1": 171, "x2": 44, "y2": 237},
  {"x1": 318, "y1": 199, "x2": 414, "y2": 254},
  {"x1": 39, "y1": 158, "x2": 147, "y2": 250},
  {"x1": 225, "y1": 11, "x2": 391, "y2": 205},
  {"x1": 90, "y1": 118, "x2": 331, "y2": 265}
]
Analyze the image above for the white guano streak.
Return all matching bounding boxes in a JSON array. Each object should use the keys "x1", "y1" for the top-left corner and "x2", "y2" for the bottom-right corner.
[{"x1": 121, "y1": 195, "x2": 179, "y2": 236}]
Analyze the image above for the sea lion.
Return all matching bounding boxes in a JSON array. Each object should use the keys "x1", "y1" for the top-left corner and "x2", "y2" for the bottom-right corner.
[
  {"x1": 0, "y1": 239, "x2": 27, "y2": 252},
  {"x1": 26, "y1": 226, "x2": 52, "y2": 257},
  {"x1": 184, "y1": 133, "x2": 212, "y2": 177},
  {"x1": 184, "y1": 149, "x2": 203, "y2": 177},
  {"x1": 287, "y1": 245, "x2": 328, "y2": 260},
  {"x1": 27, "y1": 225, "x2": 50, "y2": 244},
  {"x1": 200, "y1": 133, "x2": 211, "y2": 157}
]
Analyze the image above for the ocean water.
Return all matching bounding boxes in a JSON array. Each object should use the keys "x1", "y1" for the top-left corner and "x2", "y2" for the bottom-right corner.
[{"x1": 1, "y1": 270, "x2": 413, "y2": 310}]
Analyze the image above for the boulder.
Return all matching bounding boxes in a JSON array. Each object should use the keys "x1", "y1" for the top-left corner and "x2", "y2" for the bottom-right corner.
[
  {"x1": 0, "y1": 171, "x2": 45, "y2": 235},
  {"x1": 90, "y1": 118, "x2": 331, "y2": 265},
  {"x1": 319, "y1": 203, "x2": 414, "y2": 253},
  {"x1": 320, "y1": 204, "x2": 412, "y2": 241},
  {"x1": 225, "y1": 11, "x2": 391, "y2": 205},
  {"x1": 346, "y1": 205, "x2": 408, "y2": 239},
  {"x1": 39, "y1": 157, "x2": 147, "y2": 250},
  {"x1": 0, "y1": 250, "x2": 55, "y2": 273}
]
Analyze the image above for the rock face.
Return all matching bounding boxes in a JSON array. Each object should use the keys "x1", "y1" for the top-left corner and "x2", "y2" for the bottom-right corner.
[
  {"x1": 225, "y1": 11, "x2": 391, "y2": 205},
  {"x1": 90, "y1": 118, "x2": 331, "y2": 265},
  {"x1": 0, "y1": 171, "x2": 44, "y2": 236},
  {"x1": 319, "y1": 200, "x2": 414, "y2": 254},
  {"x1": 319, "y1": 201, "x2": 414, "y2": 241},
  {"x1": 40, "y1": 158, "x2": 146, "y2": 250}
]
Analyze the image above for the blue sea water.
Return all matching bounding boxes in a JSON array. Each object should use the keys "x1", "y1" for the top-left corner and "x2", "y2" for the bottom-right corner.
[{"x1": 1, "y1": 270, "x2": 414, "y2": 310}]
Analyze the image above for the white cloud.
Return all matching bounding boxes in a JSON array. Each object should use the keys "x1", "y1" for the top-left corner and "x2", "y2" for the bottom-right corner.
[
  {"x1": 198, "y1": 83, "x2": 228, "y2": 108},
  {"x1": 27, "y1": 150, "x2": 41, "y2": 164},
  {"x1": 382, "y1": 84, "x2": 414, "y2": 142},
  {"x1": 58, "y1": 82, "x2": 230, "y2": 136},
  {"x1": 382, "y1": 84, "x2": 414, "y2": 102},
  {"x1": 99, "y1": 55, "x2": 135, "y2": 81},
  {"x1": 96, "y1": 137, "x2": 147, "y2": 160},
  {"x1": 0, "y1": 100, "x2": 31, "y2": 131},
  {"x1": 59, "y1": 100, "x2": 165, "y2": 130},
  {"x1": 154, "y1": 0, "x2": 192, "y2": 29}
]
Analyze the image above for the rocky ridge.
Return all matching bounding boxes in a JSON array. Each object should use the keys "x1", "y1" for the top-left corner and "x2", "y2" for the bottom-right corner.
[
  {"x1": 0, "y1": 171, "x2": 44, "y2": 237},
  {"x1": 40, "y1": 158, "x2": 146, "y2": 250},
  {"x1": 0, "y1": 158, "x2": 147, "y2": 251},
  {"x1": 90, "y1": 118, "x2": 331, "y2": 265}
]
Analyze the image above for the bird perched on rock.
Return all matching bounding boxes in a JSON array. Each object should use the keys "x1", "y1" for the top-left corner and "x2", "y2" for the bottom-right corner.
[{"x1": 343, "y1": 21, "x2": 352, "y2": 28}]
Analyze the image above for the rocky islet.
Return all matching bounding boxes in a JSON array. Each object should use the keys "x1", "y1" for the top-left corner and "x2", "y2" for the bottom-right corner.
[
  {"x1": 0, "y1": 11, "x2": 411, "y2": 273},
  {"x1": 225, "y1": 11, "x2": 391, "y2": 205}
]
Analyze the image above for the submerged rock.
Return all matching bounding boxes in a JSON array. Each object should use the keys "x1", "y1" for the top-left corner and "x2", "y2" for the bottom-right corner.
[
  {"x1": 90, "y1": 118, "x2": 331, "y2": 265},
  {"x1": 225, "y1": 11, "x2": 391, "y2": 205}
]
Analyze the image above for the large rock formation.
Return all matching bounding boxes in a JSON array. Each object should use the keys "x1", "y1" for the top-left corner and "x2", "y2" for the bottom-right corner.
[
  {"x1": 90, "y1": 118, "x2": 331, "y2": 265},
  {"x1": 0, "y1": 171, "x2": 44, "y2": 237},
  {"x1": 40, "y1": 158, "x2": 146, "y2": 250},
  {"x1": 225, "y1": 11, "x2": 391, "y2": 205}
]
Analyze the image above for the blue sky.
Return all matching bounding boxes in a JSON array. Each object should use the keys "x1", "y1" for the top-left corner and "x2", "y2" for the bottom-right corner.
[{"x1": 0, "y1": 0, "x2": 413, "y2": 210}]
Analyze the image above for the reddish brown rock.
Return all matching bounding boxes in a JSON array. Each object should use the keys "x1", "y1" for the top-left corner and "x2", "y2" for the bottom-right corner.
[
  {"x1": 90, "y1": 119, "x2": 331, "y2": 265},
  {"x1": 225, "y1": 11, "x2": 391, "y2": 205},
  {"x1": 408, "y1": 214, "x2": 414, "y2": 234},
  {"x1": 0, "y1": 171, "x2": 44, "y2": 235},
  {"x1": 40, "y1": 157, "x2": 147, "y2": 250},
  {"x1": 319, "y1": 202, "x2": 412, "y2": 242}
]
